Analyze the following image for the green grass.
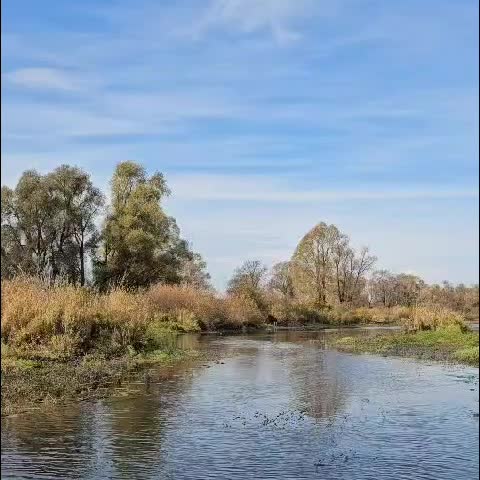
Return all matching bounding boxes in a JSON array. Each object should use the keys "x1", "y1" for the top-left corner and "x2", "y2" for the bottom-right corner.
[
  {"x1": 333, "y1": 325, "x2": 479, "y2": 366},
  {"x1": 1, "y1": 344, "x2": 196, "y2": 416},
  {"x1": 453, "y1": 346, "x2": 480, "y2": 364}
]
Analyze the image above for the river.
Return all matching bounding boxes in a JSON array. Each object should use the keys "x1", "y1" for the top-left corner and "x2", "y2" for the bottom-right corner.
[{"x1": 1, "y1": 329, "x2": 479, "y2": 479}]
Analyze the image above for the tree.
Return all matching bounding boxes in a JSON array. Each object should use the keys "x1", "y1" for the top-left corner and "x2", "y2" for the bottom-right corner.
[
  {"x1": 291, "y1": 222, "x2": 376, "y2": 307},
  {"x1": 268, "y1": 261, "x2": 294, "y2": 298},
  {"x1": 291, "y1": 222, "x2": 346, "y2": 306},
  {"x1": 333, "y1": 245, "x2": 376, "y2": 304},
  {"x1": 392, "y1": 273, "x2": 425, "y2": 307},
  {"x1": 1, "y1": 171, "x2": 57, "y2": 278},
  {"x1": 370, "y1": 270, "x2": 396, "y2": 307},
  {"x1": 1, "y1": 167, "x2": 104, "y2": 285},
  {"x1": 47, "y1": 165, "x2": 104, "y2": 285},
  {"x1": 94, "y1": 161, "x2": 201, "y2": 289},
  {"x1": 179, "y1": 252, "x2": 211, "y2": 289},
  {"x1": 227, "y1": 260, "x2": 268, "y2": 310}
]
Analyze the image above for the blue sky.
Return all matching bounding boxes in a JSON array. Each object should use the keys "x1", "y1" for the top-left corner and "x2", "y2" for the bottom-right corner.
[{"x1": 2, "y1": 0, "x2": 479, "y2": 289}]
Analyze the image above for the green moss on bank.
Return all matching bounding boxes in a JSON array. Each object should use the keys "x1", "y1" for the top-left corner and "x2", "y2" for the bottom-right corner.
[
  {"x1": 334, "y1": 325, "x2": 479, "y2": 366},
  {"x1": 1, "y1": 348, "x2": 197, "y2": 417}
]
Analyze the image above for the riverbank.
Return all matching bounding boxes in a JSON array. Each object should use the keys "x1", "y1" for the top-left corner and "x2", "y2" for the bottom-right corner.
[
  {"x1": 1, "y1": 347, "x2": 206, "y2": 416},
  {"x1": 333, "y1": 325, "x2": 479, "y2": 366},
  {"x1": 2, "y1": 277, "x2": 477, "y2": 414}
]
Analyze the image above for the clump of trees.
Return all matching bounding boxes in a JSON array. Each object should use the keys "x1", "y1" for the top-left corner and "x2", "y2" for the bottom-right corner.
[
  {"x1": 3, "y1": 164, "x2": 477, "y2": 324},
  {"x1": 227, "y1": 222, "x2": 478, "y2": 322},
  {"x1": 1, "y1": 162, "x2": 210, "y2": 289},
  {"x1": 2, "y1": 166, "x2": 104, "y2": 285}
]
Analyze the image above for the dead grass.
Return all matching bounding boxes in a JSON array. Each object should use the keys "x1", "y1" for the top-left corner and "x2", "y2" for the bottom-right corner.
[{"x1": 1, "y1": 278, "x2": 266, "y2": 361}]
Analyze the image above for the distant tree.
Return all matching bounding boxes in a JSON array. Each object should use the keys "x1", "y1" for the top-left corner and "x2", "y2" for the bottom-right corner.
[
  {"x1": 392, "y1": 273, "x2": 425, "y2": 307},
  {"x1": 268, "y1": 261, "x2": 294, "y2": 298},
  {"x1": 369, "y1": 270, "x2": 396, "y2": 307},
  {"x1": 333, "y1": 243, "x2": 376, "y2": 304},
  {"x1": 180, "y1": 252, "x2": 211, "y2": 290},
  {"x1": 291, "y1": 223, "x2": 344, "y2": 306},
  {"x1": 227, "y1": 260, "x2": 268, "y2": 310},
  {"x1": 291, "y1": 222, "x2": 376, "y2": 307}
]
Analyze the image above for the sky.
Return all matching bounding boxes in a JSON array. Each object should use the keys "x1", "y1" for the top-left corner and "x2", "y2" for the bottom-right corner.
[{"x1": 1, "y1": 0, "x2": 479, "y2": 289}]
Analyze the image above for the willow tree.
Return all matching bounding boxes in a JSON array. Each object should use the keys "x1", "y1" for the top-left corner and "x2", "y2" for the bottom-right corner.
[
  {"x1": 227, "y1": 260, "x2": 268, "y2": 311},
  {"x1": 1, "y1": 172, "x2": 55, "y2": 277},
  {"x1": 94, "y1": 161, "x2": 208, "y2": 289},
  {"x1": 268, "y1": 261, "x2": 294, "y2": 298},
  {"x1": 47, "y1": 165, "x2": 104, "y2": 285},
  {"x1": 291, "y1": 223, "x2": 345, "y2": 307},
  {"x1": 291, "y1": 222, "x2": 376, "y2": 307},
  {"x1": 1, "y1": 166, "x2": 103, "y2": 284}
]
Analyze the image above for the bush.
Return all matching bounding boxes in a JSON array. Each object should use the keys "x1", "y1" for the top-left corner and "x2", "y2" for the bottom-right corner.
[
  {"x1": 147, "y1": 284, "x2": 226, "y2": 329},
  {"x1": 222, "y1": 294, "x2": 264, "y2": 328}
]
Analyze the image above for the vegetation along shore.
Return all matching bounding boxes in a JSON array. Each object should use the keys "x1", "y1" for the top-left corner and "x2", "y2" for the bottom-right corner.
[{"x1": 1, "y1": 161, "x2": 478, "y2": 415}]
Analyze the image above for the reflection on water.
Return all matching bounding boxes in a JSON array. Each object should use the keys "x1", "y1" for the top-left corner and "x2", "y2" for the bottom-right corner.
[{"x1": 2, "y1": 330, "x2": 479, "y2": 480}]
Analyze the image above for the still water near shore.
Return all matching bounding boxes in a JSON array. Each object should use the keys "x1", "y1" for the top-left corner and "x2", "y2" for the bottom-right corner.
[{"x1": 2, "y1": 329, "x2": 479, "y2": 480}]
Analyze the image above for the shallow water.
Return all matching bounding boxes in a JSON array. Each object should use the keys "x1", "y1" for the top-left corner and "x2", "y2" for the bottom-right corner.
[{"x1": 2, "y1": 330, "x2": 479, "y2": 479}]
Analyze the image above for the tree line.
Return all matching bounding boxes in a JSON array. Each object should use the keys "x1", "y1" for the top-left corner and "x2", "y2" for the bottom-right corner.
[
  {"x1": 2, "y1": 162, "x2": 478, "y2": 319},
  {"x1": 1, "y1": 162, "x2": 210, "y2": 289},
  {"x1": 227, "y1": 223, "x2": 479, "y2": 318}
]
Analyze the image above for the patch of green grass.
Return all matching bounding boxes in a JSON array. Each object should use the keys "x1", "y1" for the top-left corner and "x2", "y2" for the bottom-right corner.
[
  {"x1": 134, "y1": 348, "x2": 199, "y2": 365},
  {"x1": 453, "y1": 346, "x2": 479, "y2": 365},
  {"x1": 1, "y1": 345, "x2": 193, "y2": 416},
  {"x1": 1, "y1": 358, "x2": 42, "y2": 370},
  {"x1": 333, "y1": 325, "x2": 479, "y2": 366}
]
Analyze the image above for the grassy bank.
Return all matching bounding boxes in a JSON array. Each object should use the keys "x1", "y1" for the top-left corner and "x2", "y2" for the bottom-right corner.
[
  {"x1": 1, "y1": 349, "x2": 193, "y2": 416},
  {"x1": 2, "y1": 277, "x2": 476, "y2": 414},
  {"x1": 333, "y1": 325, "x2": 479, "y2": 366},
  {"x1": 0, "y1": 278, "x2": 217, "y2": 416}
]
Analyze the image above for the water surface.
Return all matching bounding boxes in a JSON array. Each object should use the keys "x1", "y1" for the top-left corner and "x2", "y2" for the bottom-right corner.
[{"x1": 2, "y1": 330, "x2": 479, "y2": 479}]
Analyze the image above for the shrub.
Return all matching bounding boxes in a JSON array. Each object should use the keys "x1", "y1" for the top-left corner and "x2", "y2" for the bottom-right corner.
[
  {"x1": 147, "y1": 283, "x2": 226, "y2": 329},
  {"x1": 222, "y1": 295, "x2": 264, "y2": 329}
]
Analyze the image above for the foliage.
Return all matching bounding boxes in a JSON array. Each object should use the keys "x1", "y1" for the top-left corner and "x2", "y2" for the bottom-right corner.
[
  {"x1": 1, "y1": 166, "x2": 104, "y2": 285},
  {"x1": 290, "y1": 222, "x2": 376, "y2": 307},
  {"x1": 227, "y1": 260, "x2": 268, "y2": 312},
  {"x1": 94, "y1": 162, "x2": 184, "y2": 288},
  {"x1": 2, "y1": 162, "x2": 210, "y2": 291},
  {"x1": 268, "y1": 261, "x2": 295, "y2": 298}
]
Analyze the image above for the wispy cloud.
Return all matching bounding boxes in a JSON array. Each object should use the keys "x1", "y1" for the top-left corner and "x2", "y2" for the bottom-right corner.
[
  {"x1": 2, "y1": 0, "x2": 478, "y2": 286},
  {"x1": 3, "y1": 67, "x2": 84, "y2": 91},
  {"x1": 168, "y1": 173, "x2": 479, "y2": 203},
  {"x1": 189, "y1": 0, "x2": 319, "y2": 44}
]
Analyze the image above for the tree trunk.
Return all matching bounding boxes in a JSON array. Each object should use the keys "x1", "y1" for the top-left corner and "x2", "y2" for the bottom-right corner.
[{"x1": 79, "y1": 233, "x2": 85, "y2": 286}]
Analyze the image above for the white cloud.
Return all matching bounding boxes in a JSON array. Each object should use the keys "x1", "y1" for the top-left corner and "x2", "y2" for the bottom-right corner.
[
  {"x1": 3, "y1": 67, "x2": 83, "y2": 91},
  {"x1": 188, "y1": 0, "x2": 319, "y2": 44},
  {"x1": 168, "y1": 173, "x2": 478, "y2": 202}
]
